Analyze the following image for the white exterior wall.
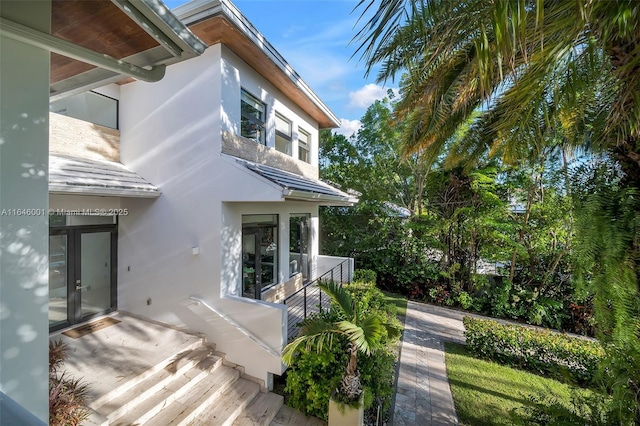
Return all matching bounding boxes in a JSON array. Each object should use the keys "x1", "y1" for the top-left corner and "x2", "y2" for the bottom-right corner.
[
  {"x1": 220, "y1": 46, "x2": 319, "y2": 167},
  {"x1": 117, "y1": 44, "x2": 322, "y2": 386},
  {"x1": 0, "y1": 2, "x2": 51, "y2": 421}
]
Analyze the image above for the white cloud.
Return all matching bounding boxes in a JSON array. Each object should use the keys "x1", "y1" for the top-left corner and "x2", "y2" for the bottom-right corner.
[
  {"x1": 348, "y1": 84, "x2": 393, "y2": 109},
  {"x1": 335, "y1": 119, "x2": 362, "y2": 138}
]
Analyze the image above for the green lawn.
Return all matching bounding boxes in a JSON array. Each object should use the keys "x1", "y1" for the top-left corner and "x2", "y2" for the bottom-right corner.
[
  {"x1": 382, "y1": 291, "x2": 408, "y2": 318},
  {"x1": 444, "y1": 342, "x2": 594, "y2": 426}
]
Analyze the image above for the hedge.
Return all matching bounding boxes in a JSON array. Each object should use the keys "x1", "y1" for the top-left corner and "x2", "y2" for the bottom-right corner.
[{"x1": 463, "y1": 317, "x2": 604, "y2": 386}]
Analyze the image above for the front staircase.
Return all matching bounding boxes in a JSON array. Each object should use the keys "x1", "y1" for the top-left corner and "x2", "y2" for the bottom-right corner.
[
  {"x1": 90, "y1": 344, "x2": 282, "y2": 426},
  {"x1": 53, "y1": 313, "x2": 283, "y2": 426}
]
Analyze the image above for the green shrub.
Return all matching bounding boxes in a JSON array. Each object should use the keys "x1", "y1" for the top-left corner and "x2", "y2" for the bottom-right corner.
[
  {"x1": 456, "y1": 291, "x2": 473, "y2": 309},
  {"x1": 520, "y1": 389, "x2": 614, "y2": 426},
  {"x1": 353, "y1": 269, "x2": 377, "y2": 283},
  {"x1": 284, "y1": 282, "x2": 400, "y2": 420},
  {"x1": 463, "y1": 317, "x2": 604, "y2": 386}
]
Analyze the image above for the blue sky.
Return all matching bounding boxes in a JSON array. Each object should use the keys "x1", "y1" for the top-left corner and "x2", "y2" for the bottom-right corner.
[{"x1": 163, "y1": 0, "x2": 397, "y2": 136}]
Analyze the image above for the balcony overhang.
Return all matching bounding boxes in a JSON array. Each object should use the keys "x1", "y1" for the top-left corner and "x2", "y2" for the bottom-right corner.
[{"x1": 0, "y1": 0, "x2": 207, "y2": 100}]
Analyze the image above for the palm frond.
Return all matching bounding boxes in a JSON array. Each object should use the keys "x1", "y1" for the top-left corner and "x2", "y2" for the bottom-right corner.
[
  {"x1": 282, "y1": 317, "x2": 342, "y2": 366},
  {"x1": 318, "y1": 280, "x2": 355, "y2": 320}
]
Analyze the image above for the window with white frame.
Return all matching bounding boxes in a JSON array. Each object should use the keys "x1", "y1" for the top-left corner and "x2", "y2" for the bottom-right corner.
[
  {"x1": 275, "y1": 113, "x2": 292, "y2": 155},
  {"x1": 240, "y1": 89, "x2": 266, "y2": 145},
  {"x1": 298, "y1": 129, "x2": 310, "y2": 163}
]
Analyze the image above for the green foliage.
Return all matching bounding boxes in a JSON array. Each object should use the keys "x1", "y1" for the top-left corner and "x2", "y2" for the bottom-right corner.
[
  {"x1": 571, "y1": 159, "x2": 640, "y2": 422},
  {"x1": 521, "y1": 389, "x2": 615, "y2": 426},
  {"x1": 456, "y1": 291, "x2": 473, "y2": 310},
  {"x1": 352, "y1": 1, "x2": 640, "y2": 422},
  {"x1": 49, "y1": 340, "x2": 90, "y2": 426},
  {"x1": 463, "y1": 317, "x2": 604, "y2": 386},
  {"x1": 353, "y1": 269, "x2": 377, "y2": 284},
  {"x1": 284, "y1": 282, "x2": 401, "y2": 420},
  {"x1": 445, "y1": 342, "x2": 598, "y2": 426}
]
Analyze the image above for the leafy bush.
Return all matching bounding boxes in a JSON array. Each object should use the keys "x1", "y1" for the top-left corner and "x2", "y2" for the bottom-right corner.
[
  {"x1": 284, "y1": 282, "x2": 401, "y2": 420},
  {"x1": 50, "y1": 340, "x2": 90, "y2": 426},
  {"x1": 463, "y1": 317, "x2": 604, "y2": 386},
  {"x1": 353, "y1": 269, "x2": 377, "y2": 284},
  {"x1": 519, "y1": 388, "x2": 615, "y2": 426},
  {"x1": 456, "y1": 291, "x2": 473, "y2": 309}
]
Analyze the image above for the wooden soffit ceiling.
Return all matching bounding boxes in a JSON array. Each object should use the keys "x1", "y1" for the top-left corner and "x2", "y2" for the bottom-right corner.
[{"x1": 50, "y1": 0, "x2": 159, "y2": 85}]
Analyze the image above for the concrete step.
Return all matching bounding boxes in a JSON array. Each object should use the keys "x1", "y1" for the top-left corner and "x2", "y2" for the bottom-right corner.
[
  {"x1": 89, "y1": 337, "x2": 205, "y2": 411},
  {"x1": 188, "y1": 378, "x2": 261, "y2": 426},
  {"x1": 110, "y1": 364, "x2": 239, "y2": 426},
  {"x1": 96, "y1": 346, "x2": 220, "y2": 421},
  {"x1": 270, "y1": 405, "x2": 326, "y2": 426},
  {"x1": 139, "y1": 365, "x2": 240, "y2": 426},
  {"x1": 233, "y1": 391, "x2": 284, "y2": 426}
]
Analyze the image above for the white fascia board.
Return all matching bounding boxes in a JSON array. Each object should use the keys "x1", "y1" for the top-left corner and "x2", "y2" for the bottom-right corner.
[
  {"x1": 49, "y1": 186, "x2": 161, "y2": 198},
  {"x1": 175, "y1": 0, "x2": 340, "y2": 128},
  {"x1": 283, "y1": 189, "x2": 358, "y2": 206}
]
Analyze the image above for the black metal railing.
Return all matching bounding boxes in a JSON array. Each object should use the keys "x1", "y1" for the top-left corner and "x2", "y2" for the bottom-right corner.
[{"x1": 283, "y1": 259, "x2": 351, "y2": 340}]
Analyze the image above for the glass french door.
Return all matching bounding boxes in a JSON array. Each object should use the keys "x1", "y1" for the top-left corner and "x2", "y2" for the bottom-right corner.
[
  {"x1": 290, "y1": 214, "x2": 310, "y2": 281},
  {"x1": 242, "y1": 215, "x2": 279, "y2": 299},
  {"x1": 49, "y1": 226, "x2": 117, "y2": 331}
]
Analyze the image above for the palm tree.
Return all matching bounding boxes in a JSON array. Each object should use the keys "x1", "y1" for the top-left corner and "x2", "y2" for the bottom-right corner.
[
  {"x1": 353, "y1": 0, "x2": 640, "y2": 421},
  {"x1": 282, "y1": 281, "x2": 401, "y2": 401}
]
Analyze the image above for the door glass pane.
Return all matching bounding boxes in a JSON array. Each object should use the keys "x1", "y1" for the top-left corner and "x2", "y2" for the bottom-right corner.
[
  {"x1": 49, "y1": 234, "x2": 68, "y2": 326},
  {"x1": 260, "y1": 227, "x2": 277, "y2": 289},
  {"x1": 242, "y1": 215, "x2": 279, "y2": 298},
  {"x1": 242, "y1": 232, "x2": 257, "y2": 298},
  {"x1": 80, "y1": 232, "x2": 111, "y2": 317},
  {"x1": 290, "y1": 214, "x2": 310, "y2": 279}
]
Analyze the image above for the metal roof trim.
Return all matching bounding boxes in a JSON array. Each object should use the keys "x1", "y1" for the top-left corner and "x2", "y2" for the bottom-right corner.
[
  {"x1": 49, "y1": 154, "x2": 162, "y2": 199},
  {"x1": 235, "y1": 158, "x2": 358, "y2": 206}
]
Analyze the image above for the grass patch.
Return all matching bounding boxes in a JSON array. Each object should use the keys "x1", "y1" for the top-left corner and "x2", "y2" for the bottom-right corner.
[
  {"x1": 444, "y1": 342, "x2": 594, "y2": 426},
  {"x1": 383, "y1": 291, "x2": 408, "y2": 319}
]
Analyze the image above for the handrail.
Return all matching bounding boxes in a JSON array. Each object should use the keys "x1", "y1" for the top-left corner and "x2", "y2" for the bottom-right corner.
[
  {"x1": 283, "y1": 258, "x2": 352, "y2": 339},
  {"x1": 283, "y1": 258, "x2": 350, "y2": 304},
  {"x1": 188, "y1": 296, "x2": 280, "y2": 358}
]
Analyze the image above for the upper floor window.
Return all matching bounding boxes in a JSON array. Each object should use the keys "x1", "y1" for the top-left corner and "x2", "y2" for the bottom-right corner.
[
  {"x1": 241, "y1": 89, "x2": 266, "y2": 145},
  {"x1": 50, "y1": 90, "x2": 118, "y2": 129},
  {"x1": 298, "y1": 129, "x2": 310, "y2": 163},
  {"x1": 275, "y1": 113, "x2": 292, "y2": 155}
]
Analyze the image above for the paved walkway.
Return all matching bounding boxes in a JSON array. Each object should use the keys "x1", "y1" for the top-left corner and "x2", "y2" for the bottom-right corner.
[{"x1": 393, "y1": 301, "x2": 465, "y2": 425}]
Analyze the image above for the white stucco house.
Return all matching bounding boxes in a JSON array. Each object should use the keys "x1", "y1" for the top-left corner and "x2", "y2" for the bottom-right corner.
[
  {"x1": 1, "y1": 0, "x2": 355, "y2": 421},
  {"x1": 47, "y1": 0, "x2": 355, "y2": 392}
]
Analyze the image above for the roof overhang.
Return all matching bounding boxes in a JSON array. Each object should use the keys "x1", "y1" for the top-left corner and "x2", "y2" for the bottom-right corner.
[
  {"x1": 49, "y1": 154, "x2": 161, "y2": 199},
  {"x1": 174, "y1": 0, "x2": 340, "y2": 129},
  {"x1": 0, "y1": 0, "x2": 207, "y2": 100},
  {"x1": 236, "y1": 159, "x2": 358, "y2": 206}
]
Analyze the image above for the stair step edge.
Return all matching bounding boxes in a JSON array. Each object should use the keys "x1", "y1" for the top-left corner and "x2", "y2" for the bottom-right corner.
[
  {"x1": 184, "y1": 378, "x2": 261, "y2": 426},
  {"x1": 233, "y1": 392, "x2": 284, "y2": 426},
  {"x1": 131, "y1": 366, "x2": 241, "y2": 426},
  {"x1": 90, "y1": 338, "x2": 205, "y2": 410},
  {"x1": 102, "y1": 354, "x2": 223, "y2": 421}
]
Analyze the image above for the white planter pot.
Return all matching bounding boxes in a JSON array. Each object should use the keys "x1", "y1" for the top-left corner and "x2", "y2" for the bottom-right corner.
[{"x1": 328, "y1": 397, "x2": 364, "y2": 426}]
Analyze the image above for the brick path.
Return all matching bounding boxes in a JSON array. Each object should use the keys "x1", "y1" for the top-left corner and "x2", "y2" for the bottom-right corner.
[{"x1": 393, "y1": 301, "x2": 460, "y2": 425}]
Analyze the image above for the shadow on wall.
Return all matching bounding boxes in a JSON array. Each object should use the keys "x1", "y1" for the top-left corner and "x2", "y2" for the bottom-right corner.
[{"x1": 0, "y1": 148, "x2": 49, "y2": 413}]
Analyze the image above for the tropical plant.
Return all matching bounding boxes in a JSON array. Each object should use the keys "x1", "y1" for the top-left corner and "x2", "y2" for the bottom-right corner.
[
  {"x1": 49, "y1": 340, "x2": 90, "y2": 426},
  {"x1": 354, "y1": 1, "x2": 640, "y2": 421},
  {"x1": 282, "y1": 280, "x2": 401, "y2": 403}
]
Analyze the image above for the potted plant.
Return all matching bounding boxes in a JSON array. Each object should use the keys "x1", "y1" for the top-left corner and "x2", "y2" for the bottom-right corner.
[{"x1": 282, "y1": 281, "x2": 401, "y2": 425}]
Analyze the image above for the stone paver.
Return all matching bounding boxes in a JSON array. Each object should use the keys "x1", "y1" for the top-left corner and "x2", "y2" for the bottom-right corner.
[{"x1": 393, "y1": 301, "x2": 460, "y2": 425}]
